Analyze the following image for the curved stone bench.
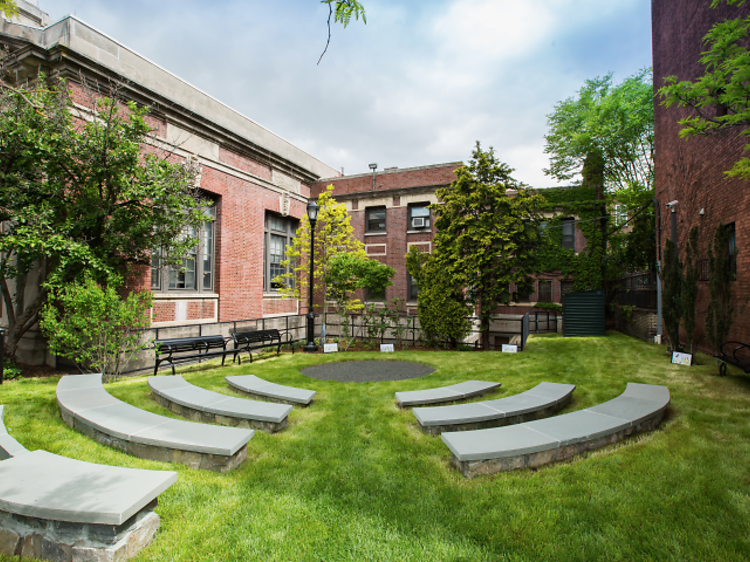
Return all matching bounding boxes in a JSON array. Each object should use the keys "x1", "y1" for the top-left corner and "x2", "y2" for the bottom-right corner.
[
  {"x1": 0, "y1": 405, "x2": 176, "y2": 562},
  {"x1": 413, "y1": 382, "x2": 576, "y2": 434},
  {"x1": 441, "y1": 383, "x2": 670, "y2": 478},
  {"x1": 0, "y1": 405, "x2": 29, "y2": 461},
  {"x1": 148, "y1": 375, "x2": 292, "y2": 433},
  {"x1": 57, "y1": 374, "x2": 254, "y2": 472},
  {"x1": 395, "y1": 380, "x2": 501, "y2": 407},
  {"x1": 226, "y1": 375, "x2": 316, "y2": 406}
]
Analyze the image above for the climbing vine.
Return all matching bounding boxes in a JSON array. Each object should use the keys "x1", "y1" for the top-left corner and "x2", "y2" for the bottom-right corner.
[{"x1": 534, "y1": 185, "x2": 607, "y2": 291}]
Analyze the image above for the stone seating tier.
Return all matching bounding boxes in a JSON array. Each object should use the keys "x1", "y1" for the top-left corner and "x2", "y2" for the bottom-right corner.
[
  {"x1": 441, "y1": 383, "x2": 670, "y2": 478},
  {"x1": 148, "y1": 375, "x2": 293, "y2": 433},
  {"x1": 56, "y1": 374, "x2": 254, "y2": 472},
  {"x1": 395, "y1": 380, "x2": 502, "y2": 407},
  {"x1": 0, "y1": 405, "x2": 177, "y2": 562},
  {"x1": 226, "y1": 375, "x2": 316, "y2": 406},
  {"x1": 412, "y1": 382, "x2": 576, "y2": 434}
]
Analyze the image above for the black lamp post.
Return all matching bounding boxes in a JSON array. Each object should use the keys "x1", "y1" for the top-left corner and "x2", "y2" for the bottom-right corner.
[{"x1": 303, "y1": 200, "x2": 319, "y2": 353}]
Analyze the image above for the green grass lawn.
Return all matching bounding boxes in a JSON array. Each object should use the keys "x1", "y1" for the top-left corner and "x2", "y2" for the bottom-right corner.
[{"x1": 2, "y1": 332, "x2": 750, "y2": 561}]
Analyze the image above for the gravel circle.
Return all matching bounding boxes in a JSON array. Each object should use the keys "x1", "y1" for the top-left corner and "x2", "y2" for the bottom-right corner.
[{"x1": 301, "y1": 360, "x2": 435, "y2": 383}]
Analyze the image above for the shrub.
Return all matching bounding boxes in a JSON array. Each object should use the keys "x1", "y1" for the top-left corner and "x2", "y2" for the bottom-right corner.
[{"x1": 40, "y1": 276, "x2": 153, "y2": 380}]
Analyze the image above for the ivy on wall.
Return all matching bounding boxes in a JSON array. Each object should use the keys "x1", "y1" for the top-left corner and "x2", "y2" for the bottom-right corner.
[{"x1": 534, "y1": 185, "x2": 607, "y2": 291}]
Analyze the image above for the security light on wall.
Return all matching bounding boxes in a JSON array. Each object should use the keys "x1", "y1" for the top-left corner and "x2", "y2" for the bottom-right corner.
[{"x1": 665, "y1": 200, "x2": 678, "y2": 208}]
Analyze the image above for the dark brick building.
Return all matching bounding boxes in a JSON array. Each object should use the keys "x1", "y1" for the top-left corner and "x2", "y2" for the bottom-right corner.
[{"x1": 652, "y1": 0, "x2": 750, "y2": 350}]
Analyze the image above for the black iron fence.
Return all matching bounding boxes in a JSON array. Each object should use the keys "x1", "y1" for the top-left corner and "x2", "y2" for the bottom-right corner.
[
  {"x1": 606, "y1": 270, "x2": 657, "y2": 310},
  {"x1": 118, "y1": 310, "x2": 559, "y2": 374}
]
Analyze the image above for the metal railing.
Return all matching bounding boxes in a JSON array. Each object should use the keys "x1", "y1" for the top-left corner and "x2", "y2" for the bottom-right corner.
[{"x1": 115, "y1": 309, "x2": 559, "y2": 375}]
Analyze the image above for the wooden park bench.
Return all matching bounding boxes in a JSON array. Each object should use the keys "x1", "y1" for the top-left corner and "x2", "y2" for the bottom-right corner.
[
  {"x1": 0, "y1": 405, "x2": 177, "y2": 562},
  {"x1": 715, "y1": 341, "x2": 750, "y2": 376},
  {"x1": 441, "y1": 383, "x2": 670, "y2": 478},
  {"x1": 57, "y1": 374, "x2": 254, "y2": 472},
  {"x1": 154, "y1": 335, "x2": 236, "y2": 376},
  {"x1": 232, "y1": 329, "x2": 297, "y2": 364}
]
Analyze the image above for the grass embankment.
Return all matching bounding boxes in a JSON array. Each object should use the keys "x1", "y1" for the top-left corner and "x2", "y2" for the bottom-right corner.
[{"x1": 2, "y1": 332, "x2": 750, "y2": 561}]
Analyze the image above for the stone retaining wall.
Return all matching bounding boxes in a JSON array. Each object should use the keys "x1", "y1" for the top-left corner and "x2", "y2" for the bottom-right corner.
[
  {"x1": 0, "y1": 506, "x2": 159, "y2": 562},
  {"x1": 59, "y1": 410, "x2": 247, "y2": 473}
]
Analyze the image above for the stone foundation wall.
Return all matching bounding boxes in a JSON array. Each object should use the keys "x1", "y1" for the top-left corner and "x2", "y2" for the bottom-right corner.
[
  {"x1": 0, "y1": 507, "x2": 159, "y2": 562},
  {"x1": 613, "y1": 306, "x2": 658, "y2": 343},
  {"x1": 453, "y1": 409, "x2": 666, "y2": 478}
]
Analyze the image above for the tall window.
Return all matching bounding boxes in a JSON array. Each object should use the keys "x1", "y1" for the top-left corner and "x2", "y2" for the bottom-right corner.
[
  {"x1": 366, "y1": 206, "x2": 386, "y2": 233},
  {"x1": 151, "y1": 205, "x2": 215, "y2": 293},
  {"x1": 537, "y1": 280, "x2": 553, "y2": 303},
  {"x1": 728, "y1": 222, "x2": 737, "y2": 279},
  {"x1": 560, "y1": 280, "x2": 575, "y2": 301},
  {"x1": 562, "y1": 218, "x2": 576, "y2": 251},
  {"x1": 408, "y1": 203, "x2": 431, "y2": 232},
  {"x1": 407, "y1": 274, "x2": 419, "y2": 301},
  {"x1": 264, "y1": 213, "x2": 297, "y2": 292}
]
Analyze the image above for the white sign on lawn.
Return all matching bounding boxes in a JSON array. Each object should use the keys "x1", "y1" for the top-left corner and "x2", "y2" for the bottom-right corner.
[
  {"x1": 502, "y1": 344, "x2": 518, "y2": 353},
  {"x1": 671, "y1": 351, "x2": 693, "y2": 366},
  {"x1": 323, "y1": 343, "x2": 339, "y2": 353},
  {"x1": 380, "y1": 344, "x2": 395, "y2": 353}
]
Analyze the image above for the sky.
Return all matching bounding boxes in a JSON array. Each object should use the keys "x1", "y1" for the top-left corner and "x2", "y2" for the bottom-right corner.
[{"x1": 39, "y1": 0, "x2": 653, "y2": 187}]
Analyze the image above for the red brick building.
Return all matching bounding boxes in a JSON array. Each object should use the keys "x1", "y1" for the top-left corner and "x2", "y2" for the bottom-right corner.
[
  {"x1": 312, "y1": 163, "x2": 460, "y2": 314},
  {"x1": 652, "y1": 0, "x2": 750, "y2": 351},
  {"x1": 0, "y1": 5, "x2": 340, "y2": 363}
]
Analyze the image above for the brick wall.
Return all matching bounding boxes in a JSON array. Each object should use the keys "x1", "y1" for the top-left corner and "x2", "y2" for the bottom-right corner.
[{"x1": 653, "y1": 0, "x2": 750, "y2": 351}]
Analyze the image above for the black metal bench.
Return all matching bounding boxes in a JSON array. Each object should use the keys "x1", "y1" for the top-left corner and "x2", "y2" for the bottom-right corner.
[
  {"x1": 232, "y1": 329, "x2": 296, "y2": 363},
  {"x1": 715, "y1": 341, "x2": 750, "y2": 376},
  {"x1": 154, "y1": 335, "x2": 236, "y2": 376}
]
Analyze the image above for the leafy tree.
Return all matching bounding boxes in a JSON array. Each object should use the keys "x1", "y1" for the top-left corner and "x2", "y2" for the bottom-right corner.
[
  {"x1": 0, "y1": 0, "x2": 18, "y2": 20},
  {"x1": 658, "y1": 0, "x2": 750, "y2": 179},
  {"x1": 706, "y1": 222, "x2": 737, "y2": 360},
  {"x1": 275, "y1": 185, "x2": 366, "y2": 312},
  {"x1": 39, "y1": 275, "x2": 153, "y2": 380},
  {"x1": 683, "y1": 226, "x2": 700, "y2": 353},
  {"x1": 545, "y1": 69, "x2": 654, "y2": 284},
  {"x1": 0, "y1": 77, "x2": 207, "y2": 359},
  {"x1": 318, "y1": 0, "x2": 367, "y2": 63},
  {"x1": 544, "y1": 68, "x2": 654, "y2": 192},
  {"x1": 433, "y1": 142, "x2": 543, "y2": 350},
  {"x1": 324, "y1": 252, "x2": 394, "y2": 345},
  {"x1": 662, "y1": 239, "x2": 683, "y2": 352},
  {"x1": 406, "y1": 246, "x2": 471, "y2": 348}
]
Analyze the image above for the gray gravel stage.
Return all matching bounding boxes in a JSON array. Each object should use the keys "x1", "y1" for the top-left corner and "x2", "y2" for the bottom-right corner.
[{"x1": 301, "y1": 361, "x2": 435, "y2": 383}]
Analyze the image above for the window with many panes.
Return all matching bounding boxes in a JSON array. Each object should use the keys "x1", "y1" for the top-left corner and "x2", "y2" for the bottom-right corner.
[
  {"x1": 408, "y1": 203, "x2": 431, "y2": 231},
  {"x1": 264, "y1": 213, "x2": 297, "y2": 292},
  {"x1": 537, "y1": 280, "x2": 553, "y2": 303},
  {"x1": 366, "y1": 206, "x2": 386, "y2": 233},
  {"x1": 561, "y1": 218, "x2": 576, "y2": 251},
  {"x1": 151, "y1": 205, "x2": 215, "y2": 293}
]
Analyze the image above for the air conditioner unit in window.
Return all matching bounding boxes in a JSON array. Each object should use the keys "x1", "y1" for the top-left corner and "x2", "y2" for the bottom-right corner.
[{"x1": 412, "y1": 217, "x2": 428, "y2": 228}]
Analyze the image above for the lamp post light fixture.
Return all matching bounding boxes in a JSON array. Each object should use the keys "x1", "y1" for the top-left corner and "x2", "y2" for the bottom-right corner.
[{"x1": 303, "y1": 199, "x2": 320, "y2": 353}]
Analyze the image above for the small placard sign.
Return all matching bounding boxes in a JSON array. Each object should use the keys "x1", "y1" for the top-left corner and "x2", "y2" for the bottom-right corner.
[
  {"x1": 323, "y1": 343, "x2": 339, "y2": 354},
  {"x1": 380, "y1": 344, "x2": 395, "y2": 353},
  {"x1": 671, "y1": 351, "x2": 693, "y2": 366},
  {"x1": 502, "y1": 344, "x2": 518, "y2": 353}
]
